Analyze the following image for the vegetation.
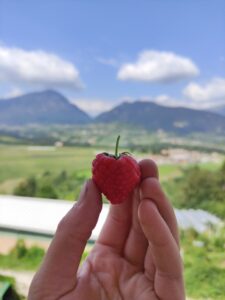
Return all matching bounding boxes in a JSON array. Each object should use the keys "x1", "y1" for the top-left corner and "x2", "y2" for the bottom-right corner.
[
  {"x1": 0, "y1": 144, "x2": 222, "y2": 198},
  {"x1": 1, "y1": 123, "x2": 225, "y2": 152},
  {"x1": 182, "y1": 227, "x2": 225, "y2": 299},
  {"x1": 0, "y1": 239, "x2": 89, "y2": 271},
  {"x1": 0, "y1": 145, "x2": 94, "y2": 183},
  {"x1": 0, "y1": 274, "x2": 22, "y2": 299},
  {"x1": 0, "y1": 240, "x2": 45, "y2": 270},
  {"x1": 164, "y1": 162, "x2": 225, "y2": 219},
  {"x1": 13, "y1": 170, "x2": 88, "y2": 200}
]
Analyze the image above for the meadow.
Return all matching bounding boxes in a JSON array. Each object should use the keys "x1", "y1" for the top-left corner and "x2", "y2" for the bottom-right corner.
[{"x1": 0, "y1": 144, "x2": 221, "y2": 197}]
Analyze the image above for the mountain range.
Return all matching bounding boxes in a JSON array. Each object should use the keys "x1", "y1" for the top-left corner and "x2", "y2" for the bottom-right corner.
[
  {"x1": 0, "y1": 90, "x2": 90, "y2": 125},
  {"x1": 1, "y1": 90, "x2": 225, "y2": 135},
  {"x1": 96, "y1": 101, "x2": 225, "y2": 134}
]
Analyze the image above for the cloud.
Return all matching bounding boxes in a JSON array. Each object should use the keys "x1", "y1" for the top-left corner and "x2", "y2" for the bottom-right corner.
[
  {"x1": 183, "y1": 78, "x2": 225, "y2": 105},
  {"x1": 154, "y1": 94, "x2": 179, "y2": 106},
  {"x1": 71, "y1": 98, "x2": 116, "y2": 116},
  {"x1": 96, "y1": 57, "x2": 118, "y2": 67},
  {"x1": 152, "y1": 94, "x2": 198, "y2": 109},
  {"x1": 119, "y1": 94, "x2": 182, "y2": 107},
  {"x1": 0, "y1": 45, "x2": 83, "y2": 89},
  {"x1": 117, "y1": 50, "x2": 199, "y2": 83},
  {"x1": 2, "y1": 87, "x2": 23, "y2": 99}
]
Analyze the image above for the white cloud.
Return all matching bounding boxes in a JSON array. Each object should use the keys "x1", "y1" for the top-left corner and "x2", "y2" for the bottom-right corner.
[
  {"x1": 2, "y1": 87, "x2": 23, "y2": 99},
  {"x1": 0, "y1": 45, "x2": 83, "y2": 89},
  {"x1": 152, "y1": 94, "x2": 198, "y2": 109},
  {"x1": 117, "y1": 50, "x2": 199, "y2": 83},
  {"x1": 96, "y1": 57, "x2": 118, "y2": 67},
  {"x1": 154, "y1": 94, "x2": 179, "y2": 106},
  {"x1": 71, "y1": 99, "x2": 116, "y2": 116},
  {"x1": 183, "y1": 78, "x2": 225, "y2": 105}
]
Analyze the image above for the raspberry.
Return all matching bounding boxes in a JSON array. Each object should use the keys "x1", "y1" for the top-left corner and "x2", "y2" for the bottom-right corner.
[{"x1": 92, "y1": 136, "x2": 141, "y2": 204}]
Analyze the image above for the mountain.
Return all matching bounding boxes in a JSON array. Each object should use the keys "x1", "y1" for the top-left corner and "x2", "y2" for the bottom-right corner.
[
  {"x1": 0, "y1": 90, "x2": 90, "y2": 125},
  {"x1": 210, "y1": 105, "x2": 225, "y2": 116},
  {"x1": 96, "y1": 101, "x2": 225, "y2": 134},
  {"x1": 1, "y1": 91, "x2": 225, "y2": 135}
]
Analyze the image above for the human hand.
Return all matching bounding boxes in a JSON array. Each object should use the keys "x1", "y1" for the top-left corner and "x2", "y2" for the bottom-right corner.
[{"x1": 28, "y1": 159, "x2": 185, "y2": 300}]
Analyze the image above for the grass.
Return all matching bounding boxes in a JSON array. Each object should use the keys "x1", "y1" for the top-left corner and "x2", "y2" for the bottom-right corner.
[
  {"x1": 181, "y1": 228, "x2": 225, "y2": 299},
  {"x1": 0, "y1": 145, "x2": 93, "y2": 182},
  {"x1": 159, "y1": 161, "x2": 222, "y2": 184},
  {"x1": 158, "y1": 164, "x2": 182, "y2": 180},
  {"x1": 0, "y1": 145, "x2": 222, "y2": 197},
  {"x1": 0, "y1": 239, "x2": 45, "y2": 270},
  {"x1": 0, "y1": 239, "x2": 88, "y2": 271},
  {"x1": 0, "y1": 146, "x2": 181, "y2": 193}
]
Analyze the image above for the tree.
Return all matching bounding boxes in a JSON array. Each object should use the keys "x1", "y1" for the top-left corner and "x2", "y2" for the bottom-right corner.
[
  {"x1": 13, "y1": 177, "x2": 36, "y2": 197},
  {"x1": 180, "y1": 165, "x2": 225, "y2": 218},
  {"x1": 36, "y1": 183, "x2": 58, "y2": 199}
]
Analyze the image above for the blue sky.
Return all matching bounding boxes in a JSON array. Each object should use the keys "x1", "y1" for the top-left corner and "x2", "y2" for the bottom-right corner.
[{"x1": 0, "y1": 0, "x2": 225, "y2": 115}]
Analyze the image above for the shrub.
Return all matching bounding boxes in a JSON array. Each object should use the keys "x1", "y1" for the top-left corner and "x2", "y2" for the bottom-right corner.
[{"x1": 13, "y1": 177, "x2": 36, "y2": 197}]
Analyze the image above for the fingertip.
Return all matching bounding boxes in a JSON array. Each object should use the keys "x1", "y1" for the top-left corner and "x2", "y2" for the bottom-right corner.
[
  {"x1": 140, "y1": 177, "x2": 162, "y2": 201},
  {"x1": 139, "y1": 159, "x2": 159, "y2": 180},
  {"x1": 78, "y1": 179, "x2": 102, "y2": 212},
  {"x1": 87, "y1": 178, "x2": 102, "y2": 198}
]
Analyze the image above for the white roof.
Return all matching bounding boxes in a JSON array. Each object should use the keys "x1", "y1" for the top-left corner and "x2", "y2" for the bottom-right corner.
[{"x1": 0, "y1": 195, "x2": 222, "y2": 240}]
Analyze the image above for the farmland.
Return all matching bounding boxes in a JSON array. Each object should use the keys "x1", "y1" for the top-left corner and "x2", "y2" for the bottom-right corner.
[{"x1": 0, "y1": 144, "x2": 222, "y2": 198}]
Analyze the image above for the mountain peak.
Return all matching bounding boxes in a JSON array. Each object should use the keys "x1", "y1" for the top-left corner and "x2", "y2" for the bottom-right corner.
[
  {"x1": 36, "y1": 89, "x2": 64, "y2": 98},
  {"x1": 96, "y1": 100, "x2": 225, "y2": 134},
  {"x1": 0, "y1": 90, "x2": 90, "y2": 125},
  {"x1": 16, "y1": 89, "x2": 69, "y2": 104}
]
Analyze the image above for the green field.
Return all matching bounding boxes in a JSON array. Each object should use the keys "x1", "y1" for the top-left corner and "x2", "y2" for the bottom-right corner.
[
  {"x1": 0, "y1": 145, "x2": 93, "y2": 182},
  {"x1": 0, "y1": 145, "x2": 222, "y2": 197}
]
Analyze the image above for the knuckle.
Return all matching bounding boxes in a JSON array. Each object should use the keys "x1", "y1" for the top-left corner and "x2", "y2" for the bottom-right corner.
[{"x1": 57, "y1": 215, "x2": 68, "y2": 233}]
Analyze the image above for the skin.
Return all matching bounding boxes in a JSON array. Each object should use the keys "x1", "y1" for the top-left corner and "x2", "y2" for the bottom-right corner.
[{"x1": 28, "y1": 159, "x2": 185, "y2": 300}]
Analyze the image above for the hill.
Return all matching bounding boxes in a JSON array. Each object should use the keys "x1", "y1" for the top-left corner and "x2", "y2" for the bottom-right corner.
[
  {"x1": 210, "y1": 104, "x2": 225, "y2": 116},
  {"x1": 1, "y1": 90, "x2": 225, "y2": 135},
  {"x1": 0, "y1": 90, "x2": 91, "y2": 125},
  {"x1": 96, "y1": 101, "x2": 225, "y2": 134}
]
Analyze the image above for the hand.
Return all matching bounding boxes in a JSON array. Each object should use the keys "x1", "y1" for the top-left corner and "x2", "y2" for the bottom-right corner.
[{"x1": 28, "y1": 159, "x2": 185, "y2": 300}]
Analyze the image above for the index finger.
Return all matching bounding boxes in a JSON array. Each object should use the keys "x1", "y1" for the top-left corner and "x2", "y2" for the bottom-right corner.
[{"x1": 30, "y1": 180, "x2": 102, "y2": 297}]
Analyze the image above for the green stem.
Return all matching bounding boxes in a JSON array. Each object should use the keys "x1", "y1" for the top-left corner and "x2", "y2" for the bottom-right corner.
[{"x1": 115, "y1": 135, "x2": 120, "y2": 158}]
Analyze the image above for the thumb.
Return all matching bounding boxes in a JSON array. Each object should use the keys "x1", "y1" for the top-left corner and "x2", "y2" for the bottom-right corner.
[{"x1": 32, "y1": 179, "x2": 102, "y2": 292}]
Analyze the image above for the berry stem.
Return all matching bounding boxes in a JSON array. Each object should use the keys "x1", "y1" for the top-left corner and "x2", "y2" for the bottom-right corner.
[{"x1": 115, "y1": 135, "x2": 120, "y2": 158}]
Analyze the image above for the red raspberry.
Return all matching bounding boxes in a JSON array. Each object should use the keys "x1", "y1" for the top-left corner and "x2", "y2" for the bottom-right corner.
[{"x1": 92, "y1": 136, "x2": 141, "y2": 204}]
